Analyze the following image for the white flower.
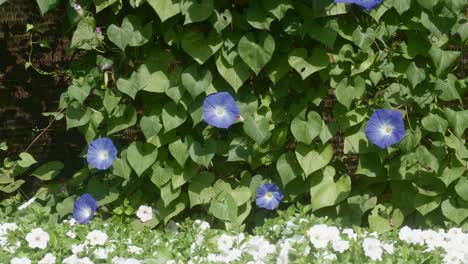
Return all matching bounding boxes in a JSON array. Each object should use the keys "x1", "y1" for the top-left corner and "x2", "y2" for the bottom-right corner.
[
  {"x1": 332, "y1": 239, "x2": 350, "y2": 253},
  {"x1": 86, "y1": 230, "x2": 108, "y2": 246},
  {"x1": 285, "y1": 221, "x2": 299, "y2": 231},
  {"x1": 128, "y1": 245, "x2": 143, "y2": 255},
  {"x1": 72, "y1": 243, "x2": 86, "y2": 254},
  {"x1": 342, "y1": 228, "x2": 358, "y2": 240},
  {"x1": 242, "y1": 236, "x2": 275, "y2": 261},
  {"x1": 444, "y1": 250, "x2": 464, "y2": 264},
  {"x1": 10, "y1": 257, "x2": 31, "y2": 264},
  {"x1": 307, "y1": 224, "x2": 335, "y2": 249},
  {"x1": 323, "y1": 252, "x2": 337, "y2": 261},
  {"x1": 217, "y1": 234, "x2": 235, "y2": 252},
  {"x1": 94, "y1": 248, "x2": 109, "y2": 259},
  {"x1": 194, "y1": 220, "x2": 210, "y2": 231},
  {"x1": 38, "y1": 253, "x2": 56, "y2": 264},
  {"x1": 18, "y1": 197, "x2": 36, "y2": 210},
  {"x1": 136, "y1": 205, "x2": 153, "y2": 223},
  {"x1": 62, "y1": 255, "x2": 79, "y2": 264},
  {"x1": 422, "y1": 230, "x2": 445, "y2": 251},
  {"x1": 25, "y1": 228, "x2": 50, "y2": 249},
  {"x1": 66, "y1": 231, "x2": 77, "y2": 239},
  {"x1": 381, "y1": 242, "x2": 394, "y2": 255},
  {"x1": 166, "y1": 261, "x2": 176, "y2": 264},
  {"x1": 124, "y1": 259, "x2": 140, "y2": 264},
  {"x1": 362, "y1": 237, "x2": 383, "y2": 261}
]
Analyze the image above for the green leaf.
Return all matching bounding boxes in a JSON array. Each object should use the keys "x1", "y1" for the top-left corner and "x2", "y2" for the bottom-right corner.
[
  {"x1": 288, "y1": 48, "x2": 329, "y2": 80},
  {"x1": 334, "y1": 76, "x2": 366, "y2": 109},
  {"x1": 36, "y1": 0, "x2": 59, "y2": 15},
  {"x1": 246, "y1": 1, "x2": 275, "y2": 30},
  {"x1": 162, "y1": 102, "x2": 187, "y2": 132},
  {"x1": 352, "y1": 27, "x2": 375, "y2": 50},
  {"x1": 180, "y1": 0, "x2": 213, "y2": 24},
  {"x1": 181, "y1": 65, "x2": 212, "y2": 99},
  {"x1": 189, "y1": 172, "x2": 215, "y2": 207},
  {"x1": 422, "y1": 113, "x2": 448, "y2": 134},
  {"x1": 112, "y1": 156, "x2": 132, "y2": 180},
  {"x1": 126, "y1": 142, "x2": 158, "y2": 176},
  {"x1": 230, "y1": 186, "x2": 251, "y2": 206},
  {"x1": 238, "y1": 32, "x2": 275, "y2": 75},
  {"x1": 32, "y1": 161, "x2": 64, "y2": 181},
  {"x1": 304, "y1": 19, "x2": 337, "y2": 47},
  {"x1": 215, "y1": 54, "x2": 250, "y2": 91},
  {"x1": 17, "y1": 152, "x2": 37, "y2": 168},
  {"x1": 107, "y1": 105, "x2": 137, "y2": 135},
  {"x1": 310, "y1": 172, "x2": 351, "y2": 211},
  {"x1": 261, "y1": 0, "x2": 293, "y2": 21},
  {"x1": 441, "y1": 197, "x2": 468, "y2": 225},
  {"x1": 169, "y1": 139, "x2": 189, "y2": 167},
  {"x1": 356, "y1": 153, "x2": 383, "y2": 177},
  {"x1": 243, "y1": 115, "x2": 271, "y2": 145},
  {"x1": 140, "y1": 115, "x2": 163, "y2": 142},
  {"x1": 188, "y1": 138, "x2": 216, "y2": 168},
  {"x1": 150, "y1": 162, "x2": 176, "y2": 188},
  {"x1": 417, "y1": 0, "x2": 440, "y2": 10},
  {"x1": 290, "y1": 111, "x2": 323, "y2": 144},
  {"x1": 209, "y1": 193, "x2": 238, "y2": 222},
  {"x1": 182, "y1": 30, "x2": 223, "y2": 65},
  {"x1": 107, "y1": 15, "x2": 153, "y2": 51},
  {"x1": 444, "y1": 108, "x2": 468, "y2": 138},
  {"x1": 368, "y1": 205, "x2": 404, "y2": 233},
  {"x1": 455, "y1": 177, "x2": 468, "y2": 202},
  {"x1": 414, "y1": 194, "x2": 441, "y2": 216},
  {"x1": 93, "y1": 0, "x2": 118, "y2": 12},
  {"x1": 211, "y1": 9, "x2": 232, "y2": 33},
  {"x1": 416, "y1": 146, "x2": 439, "y2": 172},
  {"x1": 147, "y1": 0, "x2": 181, "y2": 22},
  {"x1": 56, "y1": 196, "x2": 75, "y2": 218},
  {"x1": 160, "y1": 183, "x2": 181, "y2": 207},
  {"x1": 429, "y1": 47, "x2": 461, "y2": 77},
  {"x1": 276, "y1": 152, "x2": 304, "y2": 187},
  {"x1": 296, "y1": 144, "x2": 333, "y2": 176},
  {"x1": 391, "y1": 0, "x2": 411, "y2": 15},
  {"x1": 66, "y1": 103, "x2": 90, "y2": 130},
  {"x1": 434, "y1": 74, "x2": 462, "y2": 102},
  {"x1": 70, "y1": 17, "x2": 100, "y2": 50},
  {"x1": 405, "y1": 62, "x2": 426, "y2": 88}
]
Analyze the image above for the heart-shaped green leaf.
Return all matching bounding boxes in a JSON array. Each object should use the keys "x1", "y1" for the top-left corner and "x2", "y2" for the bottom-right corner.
[
  {"x1": 288, "y1": 48, "x2": 329, "y2": 80},
  {"x1": 188, "y1": 137, "x2": 216, "y2": 168},
  {"x1": 210, "y1": 9, "x2": 232, "y2": 33},
  {"x1": 243, "y1": 115, "x2": 272, "y2": 145},
  {"x1": 107, "y1": 15, "x2": 153, "y2": 51},
  {"x1": 215, "y1": 54, "x2": 250, "y2": 91},
  {"x1": 414, "y1": 194, "x2": 441, "y2": 215},
  {"x1": 238, "y1": 32, "x2": 275, "y2": 75},
  {"x1": 182, "y1": 30, "x2": 223, "y2": 65},
  {"x1": 147, "y1": 0, "x2": 181, "y2": 22},
  {"x1": 352, "y1": 27, "x2": 376, "y2": 50},
  {"x1": 291, "y1": 111, "x2": 323, "y2": 144},
  {"x1": 162, "y1": 102, "x2": 187, "y2": 132},
  {"x1": 296, "y1": 143, "x2": 333, "y2": 176},
  {"x1": 180, "y1": 0, "x2": 213, "y2": 24},
  {"x1": 169, "y1": 139, "x2": 190, "y2": 167},
  {"x1": 441, "y1": 197, "x2": 468, "y2": 225},
  {"x1": 276, "y1": 152, "x2": 304, "y2": 188},
  {"x1": 334, "y1": 76, "x2": 366, "y2": 109},
  {"x1": 310, "y1": 173, "x2": 351, "y2": 211},
  {"x1": 181, "y1": 65, "x2": 212, "y2": 99},
  {"x1": 429, "y1": 47, "x2": 461, "y2": 77},
  {"x1": 126, "y1": 141, "x2": 158, "y2": 176}
]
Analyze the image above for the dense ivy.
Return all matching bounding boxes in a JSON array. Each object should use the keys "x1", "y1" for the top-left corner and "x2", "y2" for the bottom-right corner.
[{"x1": 2, "y1": 0, "x2": 467, "y2": 231}]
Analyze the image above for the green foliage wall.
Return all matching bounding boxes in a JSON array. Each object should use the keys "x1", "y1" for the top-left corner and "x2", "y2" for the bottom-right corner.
[{"x1": 11, "y1": 0, "x2": 467, "y2": 231}]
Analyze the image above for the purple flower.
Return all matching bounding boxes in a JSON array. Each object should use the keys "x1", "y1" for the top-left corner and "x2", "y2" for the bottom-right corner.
[
  {"x1": 87, "y1": 138, "x2": 118, "y2": 170},
  {"x1": 73, "y1": 193, "x2": 98, "y2": 224},
  {"x1": 203, "y1": 92, "x2": 240, "y2": 129},
  {"x1": 365, "y1": 109, "x2": 405, "y2": 149},
  {"x1": 335, "y1": 0, "x2": 383, "y2": 11},
  {"x1": 256, "y1": 183, "x2": 284, "y2": 210},
  {"x1": 72, "y1": 3, "x2": 83, "y2": 14},
  {"x1": 95, "y1": 27, "x2": 102, "y2": 34}
]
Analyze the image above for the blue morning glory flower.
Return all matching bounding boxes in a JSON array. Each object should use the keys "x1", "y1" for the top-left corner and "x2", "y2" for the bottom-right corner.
[
  {"x1": 87, "y1": 138, "x2": 118, "y2": 170},
  {"x1": 365, "y1": 109, "x2": 405, "y2": 149},
  {"x1": 203, "y1": 92, "x2": 240, "y2": 129},
  {"x1": 256, "y1": 183, "x2": 284, "y2": 210},
  {"x1": 73, "y1": 193, "x2": 98, "y2": 224},
  {"x1": 335, "y1": 0, "x2": 383, "y2": 11}
]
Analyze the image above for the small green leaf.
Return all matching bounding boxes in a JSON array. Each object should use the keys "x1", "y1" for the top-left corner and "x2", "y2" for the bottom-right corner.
[
  {"x1": 414, "y1": 194, "x2": 441, "y2": 216},
  {"x1": 276, "y1": 152, "x2": 304, "y2": 187},
  {"x1": 210, "y1": 9, "x2": 232, "y2": 33},
  {"x1": 140, "y1": 115, "x2": 163, "y2": 142},
  {"x1": 70, "y1": 17, "x2": 100, "y2": 50},
  {"x1": 391, "y1": 0, "x2": 411, "y2": 15},
  {"x1": 181, "y1": 65, "x2": 212, "y2": 99},
  {"x1": 296, "y1": 144, "x2": 333, "y2": 176},
  {"x1": 189, "y1": 172, "x2": 215, "y2": 207},
  {"x1": 352, "y1": 27, "x2": 375, "y2": 50},
  {"x1": 180, "y1": 0, "x2": 213, "y2": 24},
  {"x1": 162, "y1": 102, "x2": 187, "y2": 132},
  {"x1": 169, "y1": 139, "x2": 189, "y2": 167},
  {"x1": 405, "y1": 62, "x2": 426, "y2": 88},
  {"x1": 441, "y1": 197, "x2": 468, "y2": 225},
  {"x1": 215, "y1": 54, "x2": 250, "y2": 91},
  {"x1": 243, "y1": 115, "x2": 271, "y2": 145},
  {"x1": 188, "y1": 137, "x2": 216, "y2": 168},
  {"x1": 310, "y1": 172, "x2": 351, "y2": 211},
  {"x1": 429, "y1": 47, "x2": 461, "y2": 77},
  {"x1": 209, "y1": 193, "x2": 238, "y2": 222},
  {"x1": 17, "y1": 152, "x2": 37, "y2": 168},
  {"x1": 147, "y1": 0, "x2": 180, "y2": 22},
  {"x1": 107, "y1": 105, "x2": 137, "y2": 135},
  {"x1": 32, "y1": 161, "x2": 64, "y2": 181},
  {"x1": 107, "y1": 15, "x2": 153, "y2": 51},
  {"x1": 182, "y1": 30, "x2": 223, "y2": 65},
  {"x1": 291, "y1": 111, "x2": 323, "y2": 144},
  {"x1": 288, "y1": 48, "x2": 329, "y2": 80},
  {"x1": 444, "y1": 108, "x2": 468, "y2": 138},
  {"x1": 126, "y1": 142, "x2": 158, "y2": 176},
  {"x1": 334, "y1": 76, "x2": 366, "y2": 109},
  {"x1": 455, "y1": 177, "x2": 468, "y2": 202},
  {"x1": 36, "y1": 0, "x2": 59, "y2": 15},
  {"x1": 422, "y1": 113, "x2": 448, "y2": 134},
  {"x1": 238, "y1": 32, "x2": 275, "y2": 75},
  {"x1": 368, "y1": 205, "x2": 404, "y2": 233},
  {"x1": 356, "y1": 153, "x2": 383, "y2": 177}
]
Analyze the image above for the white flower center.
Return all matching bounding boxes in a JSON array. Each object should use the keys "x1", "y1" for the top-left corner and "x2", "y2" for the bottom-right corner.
[
  {"x1": 380, "y1": 124, "x2": 393, "y2": 135},
  {"x1": 265, "y1": 192, "x2": 274, "y2": 200},
  {"x1": 215, "y1": 106, "x2": 225, "y2": 116},
  {"x1": 98, "y1": 151, "x2": 109, "y2": 160},
  {"x1": 82, "y1": 208, "x2": 92, "y2": 218}
]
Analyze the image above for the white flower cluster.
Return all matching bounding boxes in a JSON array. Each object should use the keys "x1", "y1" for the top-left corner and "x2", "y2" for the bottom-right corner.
[{"x1": 399, "y1": 226, "x2": 468, "y2": 264}]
